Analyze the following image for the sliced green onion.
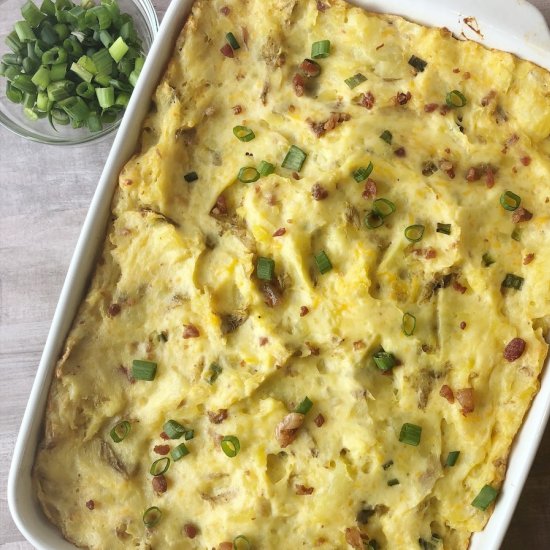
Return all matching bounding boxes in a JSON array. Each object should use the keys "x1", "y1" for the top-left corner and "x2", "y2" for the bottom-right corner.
[
  {"x1": 92, "y1": 48, "x2": 113, "y2": 75},
  {"x1": 368, "y1": 541, "x2": 380, "y2": 550},
  {"x1": 150, "y1": 457, "x2": 170, "y2": 476},
  {"x1": 40, "y1": 0, "x2": 56, "y2": 16},
  {"x1": 382, "y1": 459, "x2": 394, "y2": 470},
  {"x1": 31, "y1": 65, "x2": 50, "y2": 89},
  {"x1": 96, "y1": 86, "x2": 115, "y2": 108},
  {"x1": 399, "y1": 423, "x2": 422, "y2": 446},
  {"x1": 295, "y1": 396, "x2": 313, "y2": 415},
  {"x1": 143, "y1": 506, "x2": 162, "y2": 528},
  {"x1": 500, "y1": 191, "x2": 521, "y2": 211},
  {"x1": 163, "y1": 419, "x2": 186, "y2": 439},
  {"x1": 258, "y1": 160, "x2": 275, "y2": 177},
  {"x1": 471, "y1": 485, "x2": 498, "y2": 511},
  {"x1": 511, "y1": 227, "x2": 522, "y2": 242},
  {"x1": 315, "y1": 250, "x2": 332, "y2": 274},
  {"x1": 482, "y1": 253, "x2": 495, "y2": 267},
  {"x1": 76, "y1": 81, "x2": 94, "y2": 98},
  {"x1": 49, "y1": 62, "x2": 67, "y2": 81},
  {"x1": 402, "y1": 312, "x2": 416, "y2": 336},
  {"x1": 36, "y1": 91, "x2": 49, "y2": 110},
  {"x1": 206, "y1": 362, "x2": 222, "y2": 384},
  {"x1": 226, "y1": 32, "x2": 240, "y2": 50},
  {"x1": 502, "y1": 273, "x2": 524, "y2": 290},
  {"x1": 344, "y1": 72, "x2": 367, "y2": 89},
  {"x1": 58, "y1": 96, "x2": 90, "y2": 122},
  {"x1": 436, "y1": 223, "x2": 451, "y2": 235},
  {"x1": 380, "y1": 130, "x2": 393, "y2": 144},
  {"x1": 311, "y1": 39, "x2": 330, "y2": 59},
  {"x1": 11, "y1": 74, "x2": 36, "y2": 94},
  {"x1": 22, "y1": 56, "x2": 39, "y2": 74},
  {"x1": 22, "y1": 91, "x2": 37, "y2": 108},
  {"x1": 233, "y1": 535, "x2": 251, "y2": 550},
  {"x1": 40, "y1": 23, "x2": 58, "y2": 47},
  {"x1": 184, "y1": 429, "x2": 195, "y2": 441},
  {"x1": 184, "y1": 171, "x2": 198, "y2": 182},
  {"x1": 24, "y1": 107, "x2": 40, "y2": 120},
  {"x1": 42, "y1": 45, "x2": 67, "y2": 64},
  {"x1": 446, "y1": 89, "x2": 467, "y2": 108},
  {"x1": 221, "y1": 435, "x2": 240, "y2": 457},
  {"x1": 171, "y1": 442, "x2": 190, "y2": 461},
  {"x1": 108, "y1": 36, "x2": 128, "y2": 62},
  {"x1": 53, "y1": 23, "x2": 69, "y2": 40},
  {"x1": 47, "y1": 79, "x2": 74, "y2": 101},
  {"x1": 115, "y1": 92, "x2": 130, "y2": 107},
  {"x1": 5, "y1": 32, "x2": 24, "y2": 54},
  {"x1": 404, "y1": 224, "x2": 425, "y2": 243},
  {"x1": 446, "y1": 451, "x2": 460, "y2": 467},
  {"x1": 256, "y1": 257, "x2": 275, "y2": 281},
  {"x1": 233, "y1": 125, "x2": 255, "y2": 142},
  {"x1": 408, "y1": 55, "x2": 427, "y2": 72},
  {"x1": 373, "y1": 198, "x2": 396, "y2": 218},
  {"x1": 15, "y1": 21, "x2": 36, "y2": 43},
  {"x1": 364, "y1": 211, "x2": 383, "y2": 229},
  {"x1": 85, "y1": 5, "x2": 112, "y2": 31},
  {"x1": 282, "y1": 145, "x2": 307, "y2": 172},
  {"x1": 387, "y1": 478, "x2": 400, "y2": 486},
  {"x1": 132, "y1": 359, "x2": 157, "y2": 381},
  {"x1": 22, "y1": 1, "x2": 46, "y2": 28},
  {"x1": 109, "y1": 420, "x2": 130, "y2": 442},
  {"x1": 87, "y1": 112, "x2": 102, "y2": 132},
  {"x1": 237, "y1": 166, "x2": 260, "y2": 183},
  {"x1": 2, "y1": 53, "x2": 23, "y2": 67},
  {"x1": 373, "y1": 349, "x2": 396, "y2": 372},
  {"x1": 70, "y1": 61, "x2": 93, "y2": 82},
  {"x1": 99, "y1": 29, "x2": 114, "y2": 48},
  {"x1": 353, "y1": 162, "x2": 373, "y2": 182}
]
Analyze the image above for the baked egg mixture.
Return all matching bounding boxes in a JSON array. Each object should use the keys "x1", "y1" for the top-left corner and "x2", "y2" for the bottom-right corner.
[{"x1": 34, "y1": 0, "x2": 550, "y2": 549}]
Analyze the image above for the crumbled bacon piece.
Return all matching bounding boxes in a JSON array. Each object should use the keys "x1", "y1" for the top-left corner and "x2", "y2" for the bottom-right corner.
[
  {"x1": 261, "y1": 280, "x2": 283, "y2": 307},
  {"x1": 86, "y1": 500, "x2": 95, "y2": 510},
  {"x1": 359, "y1": 91, "x2": 375, "y2": 109},
  {"x1": 208, "y1": 409, "x2": 229, "y2": 424},
  {"x1": 275, "y1": 412, "x2": 304, "y2": 447},
  {"x1": 273, "y1": 227, "x2": 286, "y2": 237},
  {"x1": 463, "y1": 71, "x2": 471, "y2": 79},
  {"x1": 353, "y1": 340, "x2": 365, "y2": 350},
  {"x1": 524, "y1": 253, "x2": 535, "y2": 265},
  {"x1": 439, "y1": 384, "x2": 454, "y2": 403},
  {"x1": 220, "y1": 6, "x2": 230, "y2": 15},
  {"x1": 486, "y1": 167, "x2": 495, "y2": 188},
  {"x1": 424, "y1": 103, "x2": 438, "y2": 113},
  {"x1": 160, "y1": 431, "x2": 170, "y2": 440},
  {"x1": 362, "y1": 178, "x2": 377, "y2": 199},
  {"x1": 440, "y1": 105, "x2": 451, "y2": 115},
  {"x1": 456, "y1": 388, "x2": 475, "y2": 415},
  {"x1": 413, "y1": 247, "x2": 437, "y2": 259},
  {"x1": 316, "y1": 0, "x2": 328, "y2": 10},
  {"x1": 460, "y1": 321, "x2": 467, "y2": 330},
  {"x1": 107, "y1": 303, "x2": 121, "y2": 317},
  {"x1": 439, "y1": 160, "x2": 455, "y2": 179},
  {"x1": 481, "y1": 90, "x2": 496, "y2": 106},
  {"x1": 466, "y1": 167, "x2": 481, "y2": 182},
  {"x1": 292, "y1": 172, "x2": 301, "y2": 180},
  {"x1": 295, "y1": 484, "x2": 314, "y2": 495},
  {"x1": 220, "y1": 43, "x2": 234, "y2": 58},
  {"x1": 345, "y1": 527, "x2": 364, "y2": 550},
  {"x1": 183, "y1": 523, "x2": 198, "y2": 539},
  {"x1": 292, "y1": 73, "x2": 305, "y2": 97},
  {"x1": 154, "y1": 445, "x2": 170, "y2": 455},
  {"x1": 210, "y1": 195, "x2": 228, "y2": 217},
  {"x1": 183, "y1": 324, "x2": 200, "y2": 338},
  {"x1": 300, "y1": 58, "x2": 321, "y2": 77},
  {"x1": 453, "y1": 68, "x2": 460, "y2": 73},
  {"x1": 300, "y1": 306, "x2": 309, "y2": 317},
  {"x1": 232, "y1": 104, "x2": 243, "y2": 115},
  {"x1": 453, "y1": 280, "x2": 467, "y2": 294},
  {"x1": 152, "y1": 475, "x2": 168, "y2": 494},
  {"x1": 512, "y1": 206, "x2": 533, "y2": 223},
  {"x1": 520, "y1": 156, "x2": 531, "y2": 166},
  {"x1": 218, "y1": 542, "x2": 233, "y2": 550},
  {"x1": 311, "y1": 183, "x2": 329, "y2": 200},
  {"x1": 395, "y1": 91, "x2": 411, "y2": 105},
  {"x1": 394, "y1": 147, "x2": 406, "y2": 157},
  {"x1": 259, "y1": 337, "x2": 269, "y2": 346},
  {"x1": 504, "y1": 337, "x2": 526, "y2": 362},
  {"x1": 314, "y1": 413, "x2": 325, "y2": 427}
]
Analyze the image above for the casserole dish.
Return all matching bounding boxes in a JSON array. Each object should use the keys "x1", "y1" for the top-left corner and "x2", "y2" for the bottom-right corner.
[{"x1": 8, "y1": 0, "x2": 550, "y2": 548}]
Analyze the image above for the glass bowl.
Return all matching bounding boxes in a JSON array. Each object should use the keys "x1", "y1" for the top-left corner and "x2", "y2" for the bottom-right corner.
[{"x1": 0, "y1": 0, "x2": 158, "y2": 145}]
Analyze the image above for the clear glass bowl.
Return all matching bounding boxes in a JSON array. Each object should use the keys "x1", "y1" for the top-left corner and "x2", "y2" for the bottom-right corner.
[{"x1": 0, "y1": 0, "x2": 158, "y2": 145}]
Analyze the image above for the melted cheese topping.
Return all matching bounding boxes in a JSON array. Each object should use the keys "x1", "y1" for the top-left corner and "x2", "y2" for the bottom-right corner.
[{"x1": 34, "y1": 1, "x2": 550, "y2": 548}]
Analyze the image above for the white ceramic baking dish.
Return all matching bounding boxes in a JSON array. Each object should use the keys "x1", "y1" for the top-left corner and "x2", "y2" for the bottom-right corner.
[{"x1": 8, "y1": 1, "x2": 550, "y2": 549}]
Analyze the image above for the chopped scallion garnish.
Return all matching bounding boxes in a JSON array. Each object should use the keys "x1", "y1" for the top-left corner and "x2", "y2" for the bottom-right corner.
[
  {"x1": 108, "y1": 36, "x2": 128, "y2": 63},
  {"x1": 482, "y1": 252, "x2": 495, "y2": 267},
  {"x1": 314, "y1": 250, "x2": 332, "y2": 274},
  {"x1": 436, "y1": 223, "x2": 451, "y2": 235},
  {"x1": 408, "y1": 55, "x2": 427, "y2": 72},
  {"x1": 373, "y1": 198, "x2": 396, "y2": 218},
  {"x1": 295, "y1": 396, "x2": 313, "y2": 415},
  {"x1": 311, "y1": 39, "x2": 330, "y2": 59},
  {"x1": 257, "y1": 256, "x2": 275, "y2": 281},
  {"x1": 399, "y1": 422, "x2": 422, "y2": 446},
  {"x1": 150, "y1": 457, "x2": 170, "y2": 476},
  {"x1": 445, "y1": 451, "x2": 460, "y2": 467},
  {"x1": 109, "y1": 420, "x2": 130, "y2": 443},
  {"x1": 387, "y1": 478, "x2": 400, "y2": 486},
  {"x1": 380, "y1": 130, "x2": 393, "y2": 144},
  {"x1": 502, "y1": 273, "x2": 524, "y2": 290},
  {"x1": 233, "y1": 125, "x2": 255, "y2": 142},
  {"x1": 282, "y1": 145, "x2": 307, "y2": 172},
  {"x1": 364, "y1": 210, "x2": 383, "y2": 229},
  {"x1": 132, "y1": 359, "x2": 157, "y2": 381},
  {"x1": 445, "y1": 89, "x2": 467, "y2": 108},
  {"x1": 511, "y1": 228, "x2": 522, "y2": 242},
  {"x1": 221, "y1": 435, "x2": 241, "y2": 457},
  {"x1": 143, "y1": 506, "x2": 162, "y2": 528},
  {"x1": 500, "y1": 190, "x2": 521, "y2": 211},
  {"x1": 238, "y1": 166, "x2": 260, "y2": 183},
  {"x1": 206, "y1": 362, "x2": 222, "y2": 384},
  {"x1": 404, "y1": 224, "x2": 425, "y2": 242},
  {"x1": 184, "y1": 429, "x2": 195, "y2": 440},
  {"x1": 471, "y1": 485, "x2": 498, "y2": 511},
  {"x1": 233, "y1": 535, "x2": 251, "y2": 550},
  {"x1": 171, "y1": 442, "x2": 190, "y2": 461},
  {"x1": 226, "y1": 32, "x2": 240, "y2": 50},
  {"x1": 163, "y1": 420, "x2": 186, "y2": 439},
  {"x1": 373, "y1": 349, "x2": 396, "y2": 372},
  {"x1": 353, "y1": 162, "x2": 373, "y2": 182},
  {"x1": 382, "y1": 459, "x2": 394, "y2": 470},
  {"x1": 258, "y1": 160, "x2": 275, "y2": 177},
  {"x1": 184, "y1": 171, "x2": 198, "y2": 182},
  {"x1": 344, "y1": 72, "x2": 367, "y2": 89},
  {"x1": 402, "y1": 312, "x2": 416, "y2": 336}
]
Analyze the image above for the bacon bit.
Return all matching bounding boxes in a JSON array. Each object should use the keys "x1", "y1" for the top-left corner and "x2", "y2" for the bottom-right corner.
[
  {"x1": 261, "y1": 280, "x2": 282, "y2": 307},
  {"x1": 160, "y1": 431, "x2": 170, "y2": 440},
  {"x1": 376, "y1": 43, "x2": 384, "y2": 50},
  {"x1": 292, "y1": 73, "x2": 305, "y2": 97},
  {"x1": 463, "y1": 71, "x2": 471, "y2": 79},
  {"x1": 183, "y1": 324, "x2": 200, "y2": 339},
  {"x1": 439, "y1": 384, "x2": 454, "y2": 403},
  {"x1": 359, "y1": 91, "x2": 375, "y2": 109},
  {"x1": 122, "y1": 178, "x2": 133, "y2": 186},
  {"x1": 300, "y1": 306, "x2": 310, "y2": 317},
  {"x1": 394, "y1": 147, "x2": 406, "y2": 157},
  {"x1": 152, "y1": 474, "x2": 168, "y2": 494},
  {"x1": 220, "y1": 6, "x2": 230, "y2": 15},
  {"x1": 308, "y1": 112, "x2": 351, "y2": 138},
  {"x1": 183, "y1": 523, "x2": 198, "y2": 539},
  {"x1": 453, "y1": 68, "x2": 460, "y2": 73},
  {"x1": 232, "y1": 104, "x2": 243, "y2": 115},
  {"x1": 395, "y1": 91, "x2": 412, "y2": 105},
  {"x1": 456, "y1": 388, "x2": 475, "y2": 415},
  {"x1": 460, "y1": 321, "x2": 467, "y2": 330},
  {"x1": 424, "y1": 103, "x2": 438, "y2": 113},
  {"x1": 362, "y1": 178, "x2": 377, "y2": 199},
  {"x1": 413, "y1": 247, "x2": 437, "y2": 259},
  {"x1": 504, "y1": 337, "x2": 526, "y2": 362},
  {"x1": 453, "y1": 280, "x2": 467, "y2": 294},
  {"x1": 316, "y1": 0, "x2": 329, "y2": 11},
  {"x1": 353, "y1": 340, "x2": 365, "y2": 350},
  {"x1": 520, "y1": 156, "x2": 531, "y2": 166},
  {"x1": 153, "y1": 445, "x2": 170, "y2": 456},
  {"x1": 524, "y1": 253, "x2": 535, "y2": 265},
  {"x1": 295, "y1": 484, "x2": 314, "y2": 495},
  {"x1": 292, "y1": 172, "x2": 301, "y2": 180},
  {"x1": 486, "y1": 168, "x2": 495, "y2": 188},
  {"x1": 300, "y1": 59, "x2": 321, "y2": 77},
  {"x1": 107, "y1": 303, "x2": 121, "y2": 318},
  {"x1": 220, "y1": 43, "x2": 234, "y2": 58},
  {"x1": 210, "y1": 195, "x2": 228, "y2": 217},
  {"x1": 439, "y1": 105, "x2": 451, "y2": 116},
  {"x1": 481, "y1": 90, "x2": 496, "y2": 106},
  {"x1": 85, "y1": 500, "x2": 95, "y2": 510},
  {"x1": 345, "y1": 527, "x2": 364, "y2": 550},
  {"x1": 275, "y1": 412, "x2": 305, "y2": 447},
  {"x1": 259, "y1": 336, "x2": 269, "y2": 346},
  {"x1": 466, "y1": 167, "x2": 481, "y2": 182},
  {"x1": 439, "y1": 160, "x2": 455, "y2": 179},
  {"x1": 218, "y1": 543, "x2": 233, "y2": 550},
  {"x1": 505, "y1": 133, "x2": 519, "y2": 148},
  {"x1": 305, "y1": 342, "x2": 320, "y2": 356},
  {"x1": 512, "y1": 206, "x2": 533, "y2": 224},
  {"x1": 208, "y1": 409, "x2": 228, "y2": 424},
  {"x1": 311, "y1": 183, "x2": 329, "y2": 200},
  {"x1": 314, "y1": 413, "x2": 325, "y2": 427}
]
